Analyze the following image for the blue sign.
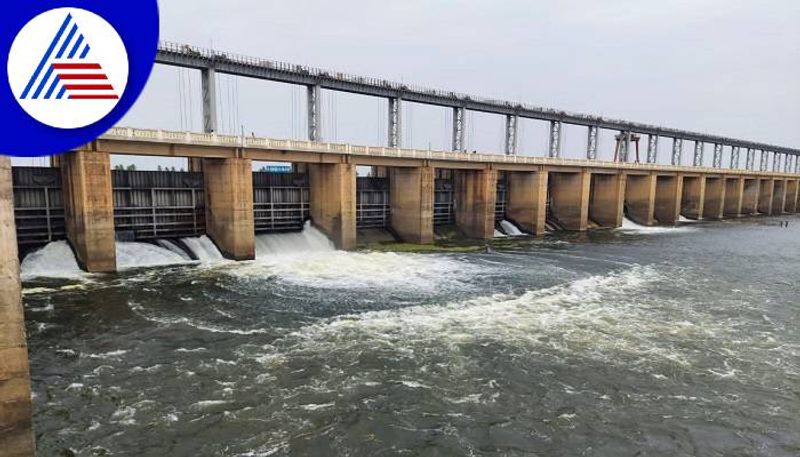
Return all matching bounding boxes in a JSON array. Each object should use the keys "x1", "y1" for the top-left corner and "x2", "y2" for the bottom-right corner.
[{"x1": 3, "y1": 2, "x2": 159, "y2": 157}]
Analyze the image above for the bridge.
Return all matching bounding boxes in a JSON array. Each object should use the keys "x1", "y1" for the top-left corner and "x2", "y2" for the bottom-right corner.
[{"x1": 1, "y1": 43, "x2": 799, "y2": 456}]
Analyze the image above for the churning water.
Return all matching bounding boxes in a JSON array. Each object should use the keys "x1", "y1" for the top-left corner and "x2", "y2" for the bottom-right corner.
[{"x1": 22, "y1": 216, "x2": 800, "y2": 456}]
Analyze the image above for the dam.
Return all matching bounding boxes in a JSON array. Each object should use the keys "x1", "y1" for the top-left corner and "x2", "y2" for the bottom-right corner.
[{"x1": 2, "y1": 42, "x2": 800, "y2": 457}]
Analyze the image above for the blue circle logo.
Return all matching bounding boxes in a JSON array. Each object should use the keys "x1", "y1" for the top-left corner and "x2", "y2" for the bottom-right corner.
[{"x1": 3, "y1": 2, "x2": 159, "y2": 157}]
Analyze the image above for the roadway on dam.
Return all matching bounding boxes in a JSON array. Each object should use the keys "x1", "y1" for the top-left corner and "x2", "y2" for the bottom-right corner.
[{"x1": 21, "y1": 216, "x2": 800, "y2": 456}]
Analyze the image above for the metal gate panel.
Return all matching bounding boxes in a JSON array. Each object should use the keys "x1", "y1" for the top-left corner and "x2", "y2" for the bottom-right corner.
[
  {"x1": 495, "y1": 177, "x2": 508, "y2": 221},
  {"x1": 12, "y1": 167, "x2": 66, "y2": 246},
  {"x1": 357, "y1": 177, "x2": 389, "y2": 228},
  {"x1": 253, "y1": 172, "x2": 309, "y2": 233},
  {"x1": 434, "y1": 178, "x2": 455, "y2": 225}
]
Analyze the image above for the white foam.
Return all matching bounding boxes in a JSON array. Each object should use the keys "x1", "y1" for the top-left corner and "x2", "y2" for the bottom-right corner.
[
  {"x1": 20, "y1": 241, "x2": 84, "y2": 280},
  {"x1": 500, "y1": 220, "x2": 526, "y2": 236},
  {"x1": 116, "y1": 242, "x2": 190, "y2": 270},
  {"x1": 255, "y1": 221, "x2": 334, "y2": 257},
  {"x1": 156, "y1": 239, "x2": 192, "y2": 261},
  {"x1": 493, "y1": 229, "x2": 507, "y2": 238},
  {"x1": 620, "y1": 217, "x2": 696, "y2": 234},
  {"x1": 678, "y1": 215, "x2": 699, "y2": 223},
  {"x1": 180, "y1": 235, "x2": 225, "y2": 262}
]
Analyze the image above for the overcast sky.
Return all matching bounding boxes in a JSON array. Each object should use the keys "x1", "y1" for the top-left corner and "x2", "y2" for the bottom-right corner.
[{"x1": 21, "y1": 0, "x2": 800, "y2": 168}]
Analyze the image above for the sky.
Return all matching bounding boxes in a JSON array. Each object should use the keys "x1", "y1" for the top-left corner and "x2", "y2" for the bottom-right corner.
[{"x1": 17, "y1": 0, "x2": 800, "y2": 169}]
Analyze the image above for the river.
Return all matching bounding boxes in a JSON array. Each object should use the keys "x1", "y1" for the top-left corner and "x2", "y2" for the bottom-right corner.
[{"x1": 21, "y1": 216, "x2": 800, "y2": 456}]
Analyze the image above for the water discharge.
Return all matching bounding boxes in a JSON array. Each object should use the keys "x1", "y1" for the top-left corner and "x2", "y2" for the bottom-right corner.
[
  {"x1": 116, "y1": 242, "x2": 190, "y2": 270},
  {"x1": 20, "y1": 240, "x2": 83, "y2": 280},
  {"x1": 156, "y1": 239, "x2": 192, "y2": 261},
  {"x1": 180, "y1": 235, "x2": 225, "y2": 262},
  {"x1": 500, "y1": 219, "x2": 525, "y2": 236},
  {"x1": 621, "y1": 216, "x2": 697, "y2": 234}
]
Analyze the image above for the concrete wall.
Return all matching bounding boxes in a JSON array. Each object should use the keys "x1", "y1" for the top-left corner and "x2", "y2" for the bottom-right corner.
[
  {"x1": 772, "y1": 179, "x2": 786, "y2": 215},
  {"x1": 654, "y1": 175, "x2": 683, "y2": 224},
  {"x1": 625, "y1": 174, "x2": 656, "y2": 225},
  {"x1": 742, "y1": 179, "x2": 759, "y2": 215},
  {"x1": 589, "y1": 173, "x2": 624, "y2": 228},
  {"x1": 454, "y1": 169, "x2": 497, "y2": 239},
  {"x1": 681, "y1": 176, "x2": 705, "y2": 220},
  {"x1": 309, "y1": 163, "x2": 357, "y2": 249},
  {"x1": 203, "y1": 158, "x2": 255, "y2": 260},
  {"x1": 785, "y1": 180, "x2": 799, "y2": 213},
  {"x1": 507, "y1": 171, "x2": 548, "y2": 235},
  {"x1": 60, "y1": 150, "x2": 116, "y2": 272},
  {"x1": 549, "y1": 171, "x2": 591, "y2": 231},
  {"x1": 723, "y1": 177, "x2": 744, "y2": 217},
  {"x1": 0, "y1": 157, "x2": 37, "y2": 457},
  {"x1": 758, "y1": 179, "x2": 774, "y2": 215},
  {"x1": 389, "y1": 167, "x2": 434, "y2": 244},
  {"x1": 702, "y1": 177, "x2": 725, "y2": 220}
]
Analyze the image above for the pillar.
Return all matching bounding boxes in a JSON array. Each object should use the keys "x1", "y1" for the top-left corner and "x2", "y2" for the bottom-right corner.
[
  {"x1": 0, "y1": 157, "x2": 36, "y2": 457},
  {"x1": 741, "y1": 178, "x2": 759, "y2": 215},
  {"x1": 772, "y1": 179, "x2": 786, "y2": 215},
  {"x1": 589, "y1": 173, "x2": 625, "y2": 228},
  {"x1": 389, "y1": 166, "x2": 434, "y2": 244},
  {"x1": 549, "y1": 171, "x2": 591, "y2": 231},
  {"x1": 702, "y1": 177, "x2": 725, "y2": 220},
  {"x1": 681, "y1": 176, "x2": 705, "y2": 220},
  {"x1": 758, "y1": 179, "x2": 774, "y2": 215},
  {"x1": 654, "y1": 175, "x2": 683, "y2": 224},
  {"x1": 203, "y1": 158, "x2": 255, "y2": 260},
  {"x1": 785, "y1": 180, "x2": 798, "y2": 213},
  {"x1": 309, "y1": 163, "x2": 356, "y2": 249},
  {"x1": 454, "y1": 169, "x2": 497, "y2": 239},
  {"x1": 60, "y1": 150, "x2": 116, "y2": 272},
  {"x1": 507, "y1": 171, "x2": 548, "y2": 235},
  {"x1": 723, "y1": 177, "x2": 744, "y2": 217},
  {"x1": 625, "y1": 173, "x2": 657, "y2": 225}
]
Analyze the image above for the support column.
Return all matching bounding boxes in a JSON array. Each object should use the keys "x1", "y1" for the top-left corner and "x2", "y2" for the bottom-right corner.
[
  {"x1": 452, "y1": 107, "x2": 465, "y2": 152},
  {"x1": 758, "y1": 179, "x2": 774, "y2": 215},
  {"x1": 712, "y1": 144, "x2": 723, "y2": 168},
  {"x1": 504, "y1": 114, "x2": 518, "y2": 156},
  {"x1": 60, "y1": 150, "x2": 116, "y2": 272},
  {"x1": 309, "y1": 162, "x2": 356, "y2": 249},
  {"x1": 702, "y1": 177, "x2": 725, "y2": 220},
  {"x1": 730, "y1": 146, "x2": 741, "y2": 169},
  {"x1": 672, "y1": 138, "x2": 683, "y2": 166},
  {"x1": 0, "y1": 157, "x2": 36, "y2": 457},
  {"x1": 388, "y1": 97, "x2": 402, "y2": 148},
  {"x1": 646, "y1": 134, "x2": 659, "y2": 164},
  {"x1": 681, "y1": 176, "x2": 705, "y2": 220},
  {"x1": 307, "y1": 84, "x2": 322, "y2": 142},
  {"x1": 625, "y1": 173, "x2": 657, "y2": 225},
  {"x1": 549, "y1": 171, "x2": 591, "y2": 231},
  {"x1": 693, "y1": 141, "x2": 705, "y2": 167},
  {"x1": 454, "y1": 169, "x2": 497, "y2": 239},
  {"x1": 741, "y1": 178, "x2": 759, "y2": 215},
  {"x1": 190, "y1": 67, "x2": 219, "y2": 173},
  {"x1": 654, "y1": 175, "x2": 683, "y2": 224},
  {"x1": 723, "y1": 177, "x2": 745, "y2": 217},
  {"x1": 772, "y1": 179, "x2": 786, "y2": 215},
  {"x1": 389, "y1": 166, "x2": 434, "y2": 244},
  {"x1": 202, "y1": 157, "x2": 255, "y2": 260},
  {"x1": 548, "y1": 121, "x2": 562, "y2": 158},
  {"x1": 507, "y1": 171, "x2": 548, "y2": 235},
  {"x1": 785, "y1": 180, "x2": 799, "y2": 213},
  {"x1": 589, "y1": 173, "x2": 625, "y2": 228},
  {"x1": 746, "y1": 148, "x2": 755, "y2": 170}
]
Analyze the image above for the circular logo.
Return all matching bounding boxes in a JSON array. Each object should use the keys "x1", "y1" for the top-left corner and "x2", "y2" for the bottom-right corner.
[
  {"x1": 8, "y1": 8, "x2": 129, "y2": 129},
  {"x1": 2, "y1": 2, "x2": 159, "y2": 157}
]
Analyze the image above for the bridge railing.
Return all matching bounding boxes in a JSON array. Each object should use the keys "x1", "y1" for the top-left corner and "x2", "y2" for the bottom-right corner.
[{"x1": 102, "y1": 127, "x2": 798, "y2": 176}]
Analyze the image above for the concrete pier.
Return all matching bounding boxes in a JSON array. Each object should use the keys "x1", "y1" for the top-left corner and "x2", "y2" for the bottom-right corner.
[
  {"x1": 742, "y1": 178, "x2": 759, "y2": 215},
  {"x1": 389, "y1": 167, "x2": 434, "y2": 244},
  {"x1": 589, "y1": 172, "x2": 624, "y2": 228},
  {"x1": 625, "y1": 173, "x2": 656, "y2": 225},
  {"x1": 549, "y1": 171, "x2": 590, "y2": 231},
  {"x1": 702, "y1": 177, "x2": 725, "y2": 220},
  {"x1": 772, "y1": 179, "x2": 786, "y2": 215},
  {"x1": 723, "y1": 177, "x2": 744, "y2": 217},
  {"x1": 454, "y1": 169, "x2": 497, "y2": 239},
  {"x1": 60, "y1": 150, "x2": 117, "y2": 272},
  {"x1": 506, "y1": 171, "x2": 548, "y2": 235},
  {"x1": 309, "y1": 163, "x2": 357, "y2": 249},
  {"x1": 681, "y1": 176, "x2": 705, "y2": 220},
  {"x1": 0, "y1": 157, "x2": 36, "y2": 457},
  {"x1": 654, "y1": 175, "x2": 683, "y2": 224},
  {"x1": 758, "y1": 179, "x2": 774, "y2": 215},
  {"x1": 203, "y1": 158, "x2": 256, "y2": 260},
  {"x1": 785, "y1": 180, "x2": 798, "y2": 213}
]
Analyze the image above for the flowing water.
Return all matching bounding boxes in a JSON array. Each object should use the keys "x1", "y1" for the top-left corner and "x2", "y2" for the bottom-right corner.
[{"x1": 22, "y1": 216, "x2": 800, "y2": 456}]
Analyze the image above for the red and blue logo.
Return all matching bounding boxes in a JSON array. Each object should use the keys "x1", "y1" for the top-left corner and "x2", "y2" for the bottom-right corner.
[{"x1": 3, "y1": 2, "x2": 159, "y2": 156}]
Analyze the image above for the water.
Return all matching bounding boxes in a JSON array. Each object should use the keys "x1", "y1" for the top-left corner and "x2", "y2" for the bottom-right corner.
[
  {"x1": 156, "y1": 239, "x2": 193, "y2": 261},
  {"x1": 22, "y1": 216, "x2": 800, "y2": 456},
  {"x1": 181, "y1": 235, "x2": 225, "y2": 262},
  {"x1": 500, "y1": 219, "x2": 525, "y2": 236},
  {"x1": 20, "y1": 240, "x2": 83, "y2": 281},
  {"x1": 116, "y1": 242, "x2": 190, "y2": 270}
]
